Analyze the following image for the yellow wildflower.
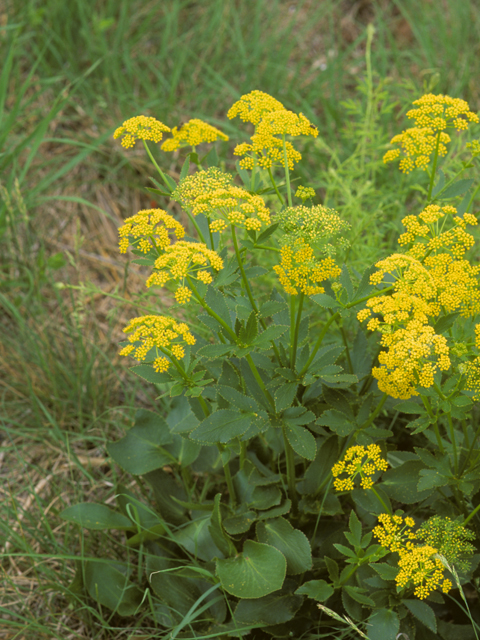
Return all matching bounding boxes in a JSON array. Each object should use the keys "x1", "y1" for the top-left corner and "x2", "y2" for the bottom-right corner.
[
  {"x1": 406, "y1": 94, "x2": 479, "y2": 131},
  {"x1": 145, "y1": 241, "x2": 223, "y2": 303},
  {"x1": 227, "y1": 90, "x2": 285, "y2": 125},
  {"x1": 173, "y1": 168, "x2": 233, "y2": 210},
  {"x1": 384, "y1": 94, "x2": 478, "y2": 173},
  {"x1": 191, "y1": 185, "x2": 271, "y2": 232},
  {"x1": 396, "y1": 545, "x2": 451, "y2": 599},
  {"x1": 118, "y1": 209, "x2": 185, "y2": 254},
  {"x1": 113, "y1": 116, "x2": 170, "y2": 149},
  {"x1": 331, "y1": 444, "x2": 388, "y2": 491},
  {"x1": 273, "y1": 239, "x2": 341, "y2": 296},
  {"x1": 275, "y1": 204, "x2": 349, "y2": 251},
  {"x1": 295, "y1": 185, "x2": 316, "y2": 201},
  {"x1": 233, "y1": 109, "x2": 318, "y2": 171},
  {"x1": 161, "y1": 118, "x2": 228, "y2": 151},
  {"x1": 119, "y1": 315, "x2": 195, "y2": 372},
  {"x1": 372, "y1": 513, "x2": 417, "y2": 553}
]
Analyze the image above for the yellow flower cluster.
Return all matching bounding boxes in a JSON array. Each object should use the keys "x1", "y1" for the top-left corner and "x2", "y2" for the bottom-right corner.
[
  {"x1": 467, "y1": 139, "x2": 480, "y2": 157},
  {"x1": 275, "y1": 204, "x2": 349, "y2": 250},
  {"x1": 383, "y1": 127, "x2": 450, "y2": 173},
  {"x1": 464, "y1": 357, "x2": 480, "y2": 400},
  {"x1": 113, "y1": 116, "x2": 171, "y2": 149},
  {"x1": 358, "y1": 205, "x2": 479, "y2": 398},
  {"x1": 145, "y1": 241, "x2": 224, "y2": 304},
  {"x1": 227, "y1": 90, "x2": 285, "y2": 124},
  {"x1": 331, "y1": 444, "x2": 389, "y2": 491},
  {"x1": 173, "y1": 168, "x2": 234, "y2": 210},
  {"x1": 372, "y1": 514, "x2": 416, "y2": 553},
  {"x1": 295, "y1": 185, "x2": 316, "y2": 201},
  {"x1": 383, "y1": 93, "x2": 478, "y2": 173},
  {"x1": 161, "y1": 118, "x2": 229, "y2": 151},
  {"x1": 373, "y1": 514, "x2": 476, "y2": 599},
  {"x1": 228, "y1": 90, "x2": 318, "y2": 170},
  {"x1": 273, "y1": 239, "x2": 341, "y2": 296},
  {"x1": 190, "y1": 186, "x2": 271, "y2": 233},
  {"x1": 373, "y1": 320, "x2": 450, "y2": 399},
  {"x1": 119, "y1": 315, "x2": 195, "y2": 373},
  {"x1": 118, "y1": 208, "x2": 185, "y2": 254},
  {"x1": 396, "y1": 545, "x2": 452, "y2": 599},
  {"x1": 407, "y1": 93, "x2": 479, "y2": 131}
]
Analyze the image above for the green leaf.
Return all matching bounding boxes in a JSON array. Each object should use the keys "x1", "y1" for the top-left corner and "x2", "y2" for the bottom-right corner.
[
  {"x1": 251, "y1": 484, "x2": 282, "y2": 510},
  {"x1": 311, "y1": 293, "x2": 341, "y2": 309},
  {"x1": 347, "y1": 510, "x2": 362, "y2": 548},
  {"x1": 343, "y1": 585, "x2": 375, "y2": 606},
  {"x1": 417, "y1": 468, "x2": 449, "y2": 492},
  {"x1": 256, "y1": 517, "x2": 312, "y2": 575},
  {"x1": 371, "y1": 563, "x2": 399, "y2": 581},
  {"x1": 130, "y1": 364, "x2": 172, "y2": 385},
  {"x1": 340, "y1": 264, "x2": 354, "y2": 301},
  {"x1": 209, "y1": 494, "x2": 237, "y2": 558},
  {"x1": 84, "y1": 560, "x2": 143, "y2": 616},
  {"x1": 394, "y1": 400, "x2": 425, "y2": 415},
  {"x1": 259, "y1": 299, "x2": 287, "y2": 318},
  {"x1": 403, "y1": 599, "x2": 437, "y2": 633},
  {"x1": 256, "y1": 223, "x2": 279, "y2": 245},
  {"x1": 283, "y1": 423, "x2": 317, "y2": 461},
  {"x1": 197, "y1": 344, "x2": 234, "y2": 359},
  {"x1": 205, "y1": 286, "x2": 233, "y2": 329},
  {"x1": 239, "y1": 310, "x2": 258, "y2": 344},
  {"x1": 223, "y1": 510, "x2": 257, "y2": 535},
  {"x1": 274, "y1": 382, "x2": 298, "y2": 412},
  {"x1": 431, "y1": 170, "x2": 446, "y2": 198},
  {"x1": 191, "y1": 409, "x2": 253, "y2": 444},
  {"x1": 317, "y1": 409, "x2": 355, "y2": 436},
  {"x1": 175, "y1": 516, "x2": 225, "y2": 561},
  {"x1": 367, "y1": 608, "x2": 400, "y2": 640},
  {"x1": 295, "y1": 579, "x2": 334, "y2": 602},
  {"x1": 333, "y1": 543, "x2": 357, "y2": 559},
  {"x1": 282, "y1": 406, "x2": 316, "y2": 426},
  {"x1": 216, "y1": 386, "x2": 260, "y2": 412},
  {"x1": 251, "y1": 324, "x2": 289, "y2": 349},
  {"x1": 234, "y1": 590, "x2": 303, "y2": 626},
  {"x1": 434, "y1": 312, "x2": 460, "y2": 335},
  {"x1": 107, "y1": 410, "x2": 173, "y2": 474},
  {"x1": 381, "y1": 460, "x2": 434, "y2": 504},
  {"x1": 60, "y1": 503, "x2": 134, "y2": 531},
  {"x1": 440, "y1": 178, "x2": 473, "y2": 200},
  {"x1": 216, "y1": 540, "x2": 286, "y2": 598}
]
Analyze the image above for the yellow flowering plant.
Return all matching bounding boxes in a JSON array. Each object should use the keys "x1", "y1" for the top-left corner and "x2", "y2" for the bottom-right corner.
[{"x1": 61, "y1": 88, "x2": 480, "y2": 640}]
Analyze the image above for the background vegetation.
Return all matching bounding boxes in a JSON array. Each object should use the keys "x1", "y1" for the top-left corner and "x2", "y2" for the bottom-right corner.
[{"x1": 1, "y1": 0, "x2": 480, "y2": 637}]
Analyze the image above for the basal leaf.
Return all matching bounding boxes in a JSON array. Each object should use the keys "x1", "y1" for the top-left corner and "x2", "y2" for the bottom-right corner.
[
  {"x1": 84, "y1": 560, "x2": 143, "y2": 617},
  {"x1": 190, "y1": 410, "x2": 253, "y2": 444},
  {"x1": 234, "y1": 590, "x2": 303, "y2": 625},
  {"x1": 295, "y1": 579, "x2": 334, "y2": 602},
  {"x1": 256, "y1": 516, "x2": 312, "y2": 574},
  {"x1": 216, "y1": 540, "x2": 286, "y2": 598},
  {"x1": 60, "y1": 503, "x2": 134, "y2": 531}
]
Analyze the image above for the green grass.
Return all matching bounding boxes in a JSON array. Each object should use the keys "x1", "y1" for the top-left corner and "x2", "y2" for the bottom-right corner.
[{"x1": 1, "y1": 0, "x2": 480, "y2": 637}]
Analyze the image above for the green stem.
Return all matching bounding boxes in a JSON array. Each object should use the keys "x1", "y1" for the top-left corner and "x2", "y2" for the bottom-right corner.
[
  {"x1": 187, "y1": 276, "x2": 238, "y2": 342},
  {"x1": 447, "y1": 413, "x2": 459, "y2": 476},
  {"x1": 230, "y1": 225, "x2": 282, "y2": 366},
  {"x1": 184, "y1": 209, "x2": 207, "y2": 245},
  {"x1": 459, "y1": 421, "x2": 480, "y2": 476},
  {"x1": 298, "y1": 312, "x2": 340, "y2": 377},
  {"x1": 282, "y1": 425, "x2": 298, "y2": 516},
  {"x1": 463, "y1": 501, "x2": 480, "y2": 526},
  {"x1": 370, "y1": 486, "x2": 392, "y2": 516},
  {"x1": 290, "y1": 292, "x2": 304, "y2": 369},
  {"x1": 216, "y1": 443, "x2": 237, "y2": 508},
  {"x1": 359, "y1": 393, "x2": 388, "y2": 431},
  {"x1": 282, "y1": 136, "x2": 293, "y2": 207},
  {"x1": 143, "y1": 140, "x2": 170, "y2": 188},
  {"x1": 245, "y1": 353, "x2": 275, "y2": 410},
  {"x1": 198, "y1": 394, "x2": 237, "y2": 508},
  {"x1": 239, "y1": 440, "x2": 247, "y2": 470},
  {"x1": 267, "y1": 167, "x2": 285, "y2": 205},
  {"x1": 426, "y1": 131, "x2": 442, "y2": 202}
]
